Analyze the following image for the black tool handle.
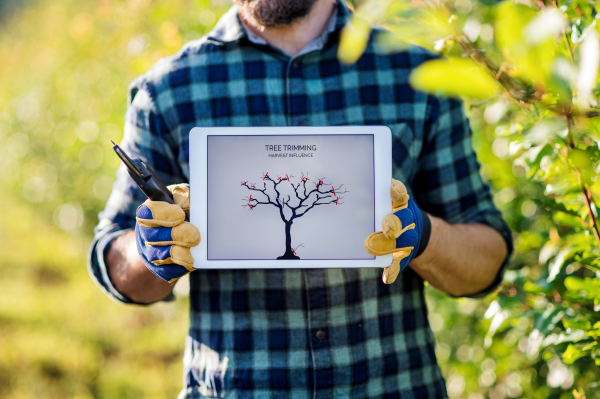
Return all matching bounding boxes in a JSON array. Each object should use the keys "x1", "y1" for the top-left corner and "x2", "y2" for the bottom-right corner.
[
  {"x1": 128, "y1": 159, "x2": 175, "y2": 204},
  {"x1": 111, "y1": 141, "x2": 175, "y2": 204}
]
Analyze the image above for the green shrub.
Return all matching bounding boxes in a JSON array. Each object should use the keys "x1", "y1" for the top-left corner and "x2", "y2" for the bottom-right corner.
[{"x1": 340, "y1": 0, "x2": 600, "y2": 396}]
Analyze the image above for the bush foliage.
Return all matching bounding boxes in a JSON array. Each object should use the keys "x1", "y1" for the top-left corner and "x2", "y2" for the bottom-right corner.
[
  {"x1": 1, "y1": 0, "x2": 599, "y2": 398},
  {"x1": 339, "y1": 0, "x2": 600, "y2": 397}
]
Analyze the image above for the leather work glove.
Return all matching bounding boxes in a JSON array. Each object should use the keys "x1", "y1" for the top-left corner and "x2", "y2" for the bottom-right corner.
[
  {"x1": 135, "y1": 184, "x2": 200, "y2": 284},
  {"x1": 364, "y1": 179, "x2": 431, "y2": 284}
]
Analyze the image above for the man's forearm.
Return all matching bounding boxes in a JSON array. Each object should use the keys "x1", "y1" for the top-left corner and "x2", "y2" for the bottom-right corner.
[
  {"x1": 106, "y1": 229, "x2": 174, "y2": 304},
  {"x1": 410, "y1": 215, "x2": 507, "y2": 297}
]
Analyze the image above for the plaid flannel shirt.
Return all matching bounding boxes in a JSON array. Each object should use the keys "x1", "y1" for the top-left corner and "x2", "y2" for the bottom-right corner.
[{"x1": 88, "y1": 2, "x2": 513, "y2": 398}]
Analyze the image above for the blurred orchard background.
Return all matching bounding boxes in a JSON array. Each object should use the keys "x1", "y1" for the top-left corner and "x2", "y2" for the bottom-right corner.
[{"x1": 1, "y1": 0, "x2": 600, "y2": 397}]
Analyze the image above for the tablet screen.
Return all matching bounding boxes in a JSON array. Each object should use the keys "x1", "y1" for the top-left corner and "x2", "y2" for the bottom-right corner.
[{"x1": 206, "y1": 134, "x2": 376, "y2": 261}]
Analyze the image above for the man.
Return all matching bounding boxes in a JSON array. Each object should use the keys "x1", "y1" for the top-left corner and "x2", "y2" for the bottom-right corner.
[{"x1": 88, "y1": 0, "x2": 512, "y2": 397}]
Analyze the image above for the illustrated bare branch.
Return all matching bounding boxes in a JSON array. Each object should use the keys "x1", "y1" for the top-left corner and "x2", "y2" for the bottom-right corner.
[
  {"x1": 240, "y1": 172, "x2": 348, "y2": 259},
  {"x1": 240, "y1": 172, "x2": 347, "y2": 221}
]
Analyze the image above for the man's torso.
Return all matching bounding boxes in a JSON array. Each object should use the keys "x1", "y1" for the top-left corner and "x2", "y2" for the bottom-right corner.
[{"x1": 113, "y1": 4, "x2": 448, "y2": 398}]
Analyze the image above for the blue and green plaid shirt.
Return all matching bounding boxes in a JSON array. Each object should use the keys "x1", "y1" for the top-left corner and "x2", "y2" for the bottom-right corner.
[{"x1": 88, "y1": 2, "x2": 513, "y2": 398}]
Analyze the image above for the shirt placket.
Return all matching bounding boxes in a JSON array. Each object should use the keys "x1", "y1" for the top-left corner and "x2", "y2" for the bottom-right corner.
[
  {"x1": 285, "y1": 56, "x2": 333, "y2": 397},
  {"x1": 285, "y1": 56, "x2": 308, "y2": 127},
  {"x1": 303, "y1": 269, "x2": 334, "y2": 398}
]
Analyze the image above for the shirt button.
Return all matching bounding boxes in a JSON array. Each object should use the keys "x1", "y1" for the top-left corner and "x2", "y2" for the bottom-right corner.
[
  {"x1": 316, "y1": 330, "x2": 325, "y2": 340},
  {"x1": 293, "y1": 61, "x2": 300, "y2": 68}
]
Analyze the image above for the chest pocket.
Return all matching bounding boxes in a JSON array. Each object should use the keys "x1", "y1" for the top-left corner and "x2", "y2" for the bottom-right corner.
[{"x1": 387, "y1": 122, "x2": 420, "y2": 185}]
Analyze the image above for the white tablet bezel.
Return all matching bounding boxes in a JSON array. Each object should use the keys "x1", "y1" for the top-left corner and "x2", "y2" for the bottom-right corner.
[{"x1": 189, "y1": 126, "x2": 393, "y2": 269}]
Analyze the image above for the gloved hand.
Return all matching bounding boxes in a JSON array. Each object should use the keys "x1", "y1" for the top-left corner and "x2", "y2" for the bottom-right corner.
[
  {"x1": 364, "y1": 179, "x2": 431, "y2": 284},
  {"x1": 135, "y1": 184, "x2": 200, "y2": 284}
]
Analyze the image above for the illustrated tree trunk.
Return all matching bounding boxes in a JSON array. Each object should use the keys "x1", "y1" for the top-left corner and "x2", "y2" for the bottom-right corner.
[{"x1": 277, "y1": 221, "x2": 299, "y2": 260}]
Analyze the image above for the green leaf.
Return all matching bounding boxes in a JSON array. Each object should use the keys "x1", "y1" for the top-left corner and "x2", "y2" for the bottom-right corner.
[
  {"x1": 545, "y1": 179, "x2": 580, "y2": 195},
  {"x1": 495, "y1": 2, "x2": 535, "y2": 53},
  {"x1": 582, "y1": 341, "x2": 598, "y2": 352},
  {"x1": 539, "y1": 242, "x2": 560, "y2": 264},
  {"x1": 564, "y1": 276, "x2": 587, "y2": 291},
  {"x1": 563, "y1": 343, "x2": 594, "y2": 364},
  {"x1": 524, "y1": 280, "x2": 545, "y2": 294},
  {"x1": 553, "y1": 211, "x2": 583, "y2": 228},
  {"x1": 338, "y1": 17, "x2": 372, "y2": 65},
  {"x1": 564, "y1": 276, "x2": 600, "y2": 300},
  {"x1": 541, "y1": 199, "x2": 581, "y2": 216},
  {"x1": 568, "y1": 148, "x2": 593, "y2": 170},
  {"x1": 567, "y1": 147, "x2": 600, "y2": 184},
  {"x1": 519, "y1": 143, "x2": 553, "y2": 178},
  {"x1": 577, "y1": 256, "x2": 600, "y2": 272},
  {"x1": 562, "y1": 318, "x2": 592, "y2": 331},
  {"x1": 548, "y1": 247, "x2": 577, "y2": 282},
  {"x1": 587, "y1": 321, "x2": 600, "y2": 338},
  {"x1": 543, "y1": 329, "x2": 589, "y2": 347},
  {"x1": 495, "y1": 2, "x2": 556, "y2": 83},
  {"x1": 594, "y1": 352, "x2": 600, "y2": 366},
  {"x1": 533, "y1": 307, "x2": 565, "y2": 336},
  {"x1": 484, "y1": 300, "x2": 511, "y2": 341},
  {"x1": 409, "y1": 57, "x2": 502, "y2": 99}
]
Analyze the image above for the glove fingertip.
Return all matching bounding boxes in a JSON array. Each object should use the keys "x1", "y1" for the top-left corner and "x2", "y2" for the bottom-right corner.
[
  {"x1": 382, "y1": 214, "x2": 402, "y2": 239},
  {"x1": 382, "y1": 260, "x2": 400, "y2": 284},
  {"x1": 168, "y1": 183, "x2": 191, "y2": 212},
  {"x1": 390, "y1": 180, "x2": 408, "y2": 206},
  {"x1": 172, "y1": 223, "x2": 201, "y2": 247},
  {"x1": 170, "y1": 246, "x2": 195, "y2": 271}
]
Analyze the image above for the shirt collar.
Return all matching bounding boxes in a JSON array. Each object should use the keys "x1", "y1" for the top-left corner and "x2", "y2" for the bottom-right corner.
[{"x1": 206, "y1": 0, "x2": 351, "y2": 45}]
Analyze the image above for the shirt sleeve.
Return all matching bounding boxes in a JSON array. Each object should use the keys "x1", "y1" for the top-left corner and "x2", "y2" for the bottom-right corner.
[
  {"x1": 412, "y1": 95, "x2": 513, "y2": 298},
  {"x1": 87, "y1": 79, "x2": 185, "y2": 304}
]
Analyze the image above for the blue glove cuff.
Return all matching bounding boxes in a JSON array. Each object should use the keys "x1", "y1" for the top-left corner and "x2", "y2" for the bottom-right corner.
[{"x1": 393, "y1": 198, "x2": 428, "y2": 270}]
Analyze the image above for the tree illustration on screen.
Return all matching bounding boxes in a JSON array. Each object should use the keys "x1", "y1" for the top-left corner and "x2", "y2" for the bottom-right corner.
[{"x1": 240, "y1": 172, "x2": 348, "y2": 259}]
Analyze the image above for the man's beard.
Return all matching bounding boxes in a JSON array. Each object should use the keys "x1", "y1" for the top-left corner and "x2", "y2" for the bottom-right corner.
[{"x1": 235, "y1": 0, "x2": 320, "y2": 28}]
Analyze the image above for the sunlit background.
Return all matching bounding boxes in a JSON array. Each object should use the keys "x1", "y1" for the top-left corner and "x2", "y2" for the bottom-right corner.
[{"x1": 1, "y1": 0, "x2": 599, "y2": 398}]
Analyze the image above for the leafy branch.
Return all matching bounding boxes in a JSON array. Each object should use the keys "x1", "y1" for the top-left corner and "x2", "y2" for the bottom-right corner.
[{"x1": 339, "y1": 0, "x2": 600, "y2": 389}]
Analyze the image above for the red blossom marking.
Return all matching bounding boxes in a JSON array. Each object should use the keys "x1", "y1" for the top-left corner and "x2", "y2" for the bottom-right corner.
[
  {"x1": 292, "y1": 248, "x2": 296, "y2": 255},
  {"x1": 241, "y1": 181, "x2": 248, "y2": 186},
  {"x1": 336, "y1": 197, "x2": 338, "y2": 205},
  {"x1": 263, "y1": 173, "x2": 269, "y2": 180},
  {"x1": 332, "y1": 186, "x2": 336, "y2": 196}
]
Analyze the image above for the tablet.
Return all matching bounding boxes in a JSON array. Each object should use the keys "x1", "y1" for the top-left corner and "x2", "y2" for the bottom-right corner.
[{"x1": 189, "y1": 126, "x2": 392, "y2": 269}]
